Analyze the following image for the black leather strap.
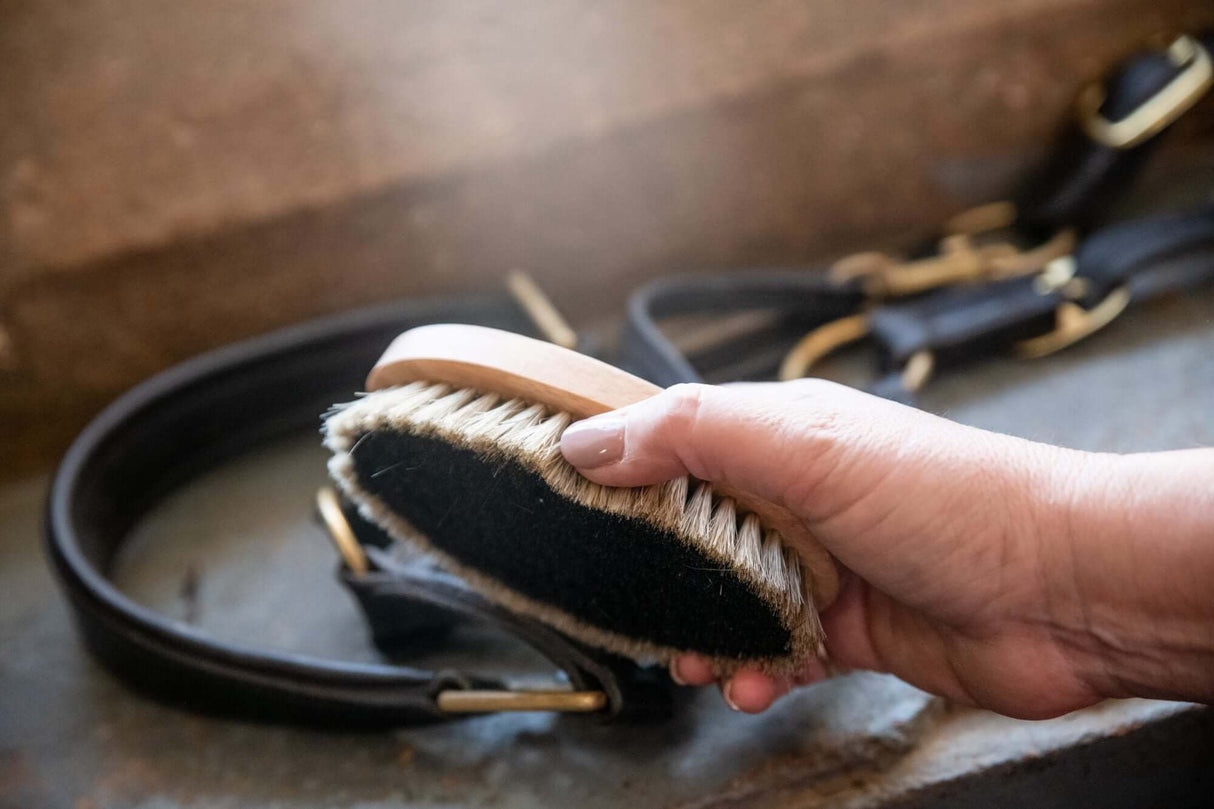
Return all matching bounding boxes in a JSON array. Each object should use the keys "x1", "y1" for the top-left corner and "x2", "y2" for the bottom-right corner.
[
  {"x1": 621, "y1": 272, "x2": 864, "y2": 386},
  {"x1": 869, "y1": 206, "x2": 1214, "y2": 370},
  {"x1": 46, "y1": 294, "x2": 669, "y2": 727},
  {"x1": 623, "y1": 206, "x2": 1214, "y2": 397}
]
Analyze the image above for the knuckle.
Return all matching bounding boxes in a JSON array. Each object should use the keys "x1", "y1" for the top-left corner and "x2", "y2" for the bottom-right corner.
[
  {"x1": 656, "y1": 382, "x2": 714, "y2": 478},
  {"x1": 660, "y1": 383, "x2": 711, "y2": 432}
]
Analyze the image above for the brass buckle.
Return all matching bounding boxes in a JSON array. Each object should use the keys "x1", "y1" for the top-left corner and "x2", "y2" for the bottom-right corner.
[
  {"x1": 1077, "y1": 35, "x2": 1213, "y2": 150},
  {"x1": 315, "y1": 487, "x2": 370, "y2": 575},
  {"x1": 437, "y1": 689, "x2": 608, "y2": 713},
  {"x1": 1014, "y1": 256, "x2": 1130, "y2": 358}
]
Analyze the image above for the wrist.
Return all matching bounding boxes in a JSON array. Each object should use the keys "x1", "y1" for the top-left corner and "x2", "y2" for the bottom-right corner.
[{"x1": 1041, "y1": 448, "x2": 1214, "y2": 702}]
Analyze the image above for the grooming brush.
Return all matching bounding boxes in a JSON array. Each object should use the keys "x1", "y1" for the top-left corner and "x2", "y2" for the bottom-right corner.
[{"x1": 324, "y1": 324, "x2": 838, "y2": 675}]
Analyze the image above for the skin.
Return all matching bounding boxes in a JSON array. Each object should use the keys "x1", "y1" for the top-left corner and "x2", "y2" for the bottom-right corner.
[{"x1": 558, "y1": 380, "x2": 1214, "y2": 719}]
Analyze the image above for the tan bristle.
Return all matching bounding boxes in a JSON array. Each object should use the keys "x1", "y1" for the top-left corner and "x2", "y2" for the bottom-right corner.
[
  {"x1": 705, "y1": 497, "x2": 737, "y2": 558},
  {"x1": 760, "y1": 530, "x2": 788, "y2": 599},
  {"x1": 679, "y1": 483, "x2": 715, "y2": 539},
  {"x1": 659, "y1": 476, "x2": 690, "y2": 526},
  {"x1": 413, "y1": 387, "x2": 477, "y2": 423},
  {"x1": 784, "y1": 546, "x2": 805, "y2": 610},
  {"x1": 447, "y1": 389, "x2": 501, "y2": 422},
  {"x1": 734, "y1": 513, "x2": 764, "y2": 577}
]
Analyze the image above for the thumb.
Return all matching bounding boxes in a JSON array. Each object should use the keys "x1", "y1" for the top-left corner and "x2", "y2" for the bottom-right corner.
[{"x1": 559, "y1": 380, "x2": 862, "y2": 510}]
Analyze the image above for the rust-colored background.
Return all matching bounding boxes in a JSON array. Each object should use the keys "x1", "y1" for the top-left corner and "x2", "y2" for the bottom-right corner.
[{"x1": 4, "y1": 0, "x2": 1214, "y2": 474}]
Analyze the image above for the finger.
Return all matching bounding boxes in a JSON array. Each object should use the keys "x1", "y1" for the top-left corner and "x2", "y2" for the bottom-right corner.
[
  {"x1": 722, "y1": 669, "x2": 791, "y2": 713},
  {"x1": 817, "y1": 567, "x2": 885, "y2": 673},
  {"x1": 793, "y1": 656, "x2": 830, "y2": 686},
  {"x1": 670, "y1": 654, "x2": 717, "y2": 686},
  {"x1": 673, "y1": 653, "x2": 828, "y2": 690}
]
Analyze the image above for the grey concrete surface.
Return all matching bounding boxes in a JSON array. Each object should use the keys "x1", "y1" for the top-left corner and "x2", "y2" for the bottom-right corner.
[{"x1": 3, "y1": 286, "x2": 1214, "y2": 808}]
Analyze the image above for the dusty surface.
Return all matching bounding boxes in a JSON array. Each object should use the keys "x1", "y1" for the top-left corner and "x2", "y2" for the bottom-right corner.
[{"x1": 3, "y1": 284, "x2": 1214, "y2": 808}]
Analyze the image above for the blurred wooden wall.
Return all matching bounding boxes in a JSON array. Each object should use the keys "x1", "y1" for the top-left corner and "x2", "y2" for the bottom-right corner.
[{"x1": 3, "y1": 0, "x2": 1214, "y2": 473}]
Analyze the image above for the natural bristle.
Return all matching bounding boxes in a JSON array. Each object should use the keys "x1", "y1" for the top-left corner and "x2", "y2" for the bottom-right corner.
[{"x1": 324, "y1": 381, "x2": 821, "y2": 675}]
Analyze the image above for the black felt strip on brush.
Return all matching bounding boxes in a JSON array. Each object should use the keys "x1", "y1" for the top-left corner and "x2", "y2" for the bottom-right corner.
[{"x1": 348, "y1": 429, "x2": 793, "y2": 660}]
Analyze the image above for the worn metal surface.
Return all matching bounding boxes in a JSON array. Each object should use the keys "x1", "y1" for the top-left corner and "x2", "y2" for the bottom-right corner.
[{"x1": 3, "y1": 287, "x2": 1214, "y2": 808}]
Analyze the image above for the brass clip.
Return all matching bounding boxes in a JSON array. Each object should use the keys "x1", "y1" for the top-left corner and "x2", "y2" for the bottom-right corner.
[
  {"x1": 1077, "y1": 34, "x2": 1213, "y2": 150},
  {"x1": 782, "y1": 205, "x2": 1075, "y2": 385},
  {"x1": 437, "y1": 688, "x2": 608, "y2": 713},
  {"x1": 830, "y1": 217, "x2": 1075, "y2": 299},
  {"x1": 1014, "y1": 285, "x2": 1131, "y2": 360},
  {"x1": 1013, "y1": 253, "x2": 1131, "y2": 358}
]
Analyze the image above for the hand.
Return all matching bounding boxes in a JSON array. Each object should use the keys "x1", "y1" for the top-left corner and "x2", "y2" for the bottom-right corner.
[{"x1": 559, "y1": 380, "x2": 1214, "y2": 719}]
